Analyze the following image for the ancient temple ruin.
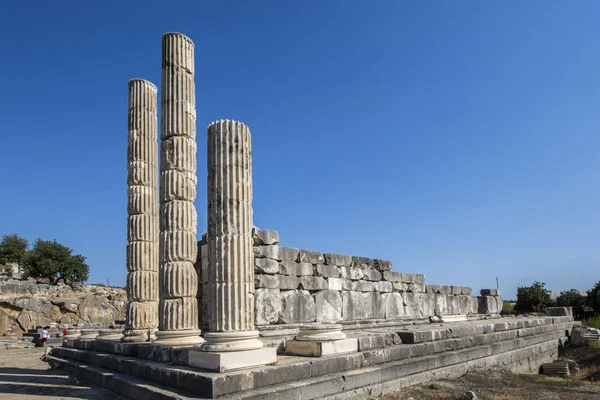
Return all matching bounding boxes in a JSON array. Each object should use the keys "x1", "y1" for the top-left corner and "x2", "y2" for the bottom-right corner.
[{"x1": 48, "y1": 32, "x2": 576, "y2": 399}]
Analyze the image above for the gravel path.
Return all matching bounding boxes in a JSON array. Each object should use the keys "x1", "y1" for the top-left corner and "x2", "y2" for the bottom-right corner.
[{"x1": 0, "y1": 347, "x2": 118, "y2": 400}]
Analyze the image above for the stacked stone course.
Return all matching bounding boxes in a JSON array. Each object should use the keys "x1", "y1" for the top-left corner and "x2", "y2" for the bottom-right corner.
[{"x1": 196, "y1": 228, "x2": 490, "y2": 326}]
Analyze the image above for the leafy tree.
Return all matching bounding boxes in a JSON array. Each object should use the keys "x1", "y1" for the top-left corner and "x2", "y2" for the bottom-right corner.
[
  {"x1": 514, "y1": 281, "x2": 555, "y2": 313},
  {"x1": 556, "y1": 289, "x2": 586, "y2": 320},
  {"x1": 0, "y1": 233, "x2": 29, "y2": 267},
  {"x1": 587, "y1": 281, "x2": 600, "y2": 315},
  {"x1": 23, "y1": 239, "x2": 89, "y2": 285}
]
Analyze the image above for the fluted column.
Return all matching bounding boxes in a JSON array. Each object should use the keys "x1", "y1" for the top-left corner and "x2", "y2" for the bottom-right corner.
[
  {"x1": 201, "y1": 120, "x2": 262, "y2": 351},
  {"x1": 123, "y1": 79, "x2": 159, "y2": 342},
  {"x1": 153, "y1": 32, "x2": 203, "y2": 346}
]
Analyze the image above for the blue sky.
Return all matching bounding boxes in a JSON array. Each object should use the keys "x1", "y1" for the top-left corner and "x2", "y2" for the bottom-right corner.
[{"x1": 0, "y1": 1, "x2": 598, "y2": 299}]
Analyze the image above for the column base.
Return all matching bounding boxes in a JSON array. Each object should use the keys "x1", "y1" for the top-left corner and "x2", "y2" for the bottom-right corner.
[
  {"x1": 200, "y1": 330, "x2": 263, "y2": 352},
  {"x1": 152, "y1": 330, "x2": 204, "y2": 347},
  {"x1": 286, "y1": 323, "x2": 357, "y2": 357},
  {"x1": 188, "y1": 347, "x2": 277, "y2": 372},
  {"x1": 121, "y1": 329, "x2": 150, "y2": 342},
  {"x1": 286, "y1": 338, "x2": 358, "y2": 357},
  {"x1": 96, "y1": 329, "x2": 123, "y2": 342}
]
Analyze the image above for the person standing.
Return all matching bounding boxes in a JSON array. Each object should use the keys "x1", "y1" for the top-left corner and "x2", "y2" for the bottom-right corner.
[{"x1": 41, "y1": 326, "x2": 48, "y2": 347}]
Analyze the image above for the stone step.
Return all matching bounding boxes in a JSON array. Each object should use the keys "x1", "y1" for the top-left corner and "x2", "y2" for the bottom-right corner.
[
  {"x1": 395, "y1": 316, "x2": 572, "y2": 344},
  {"x1": 49, "y1": 354, "x2": 199, "y2": 400},
  {"x1": 50, "y1": 329, "x2": 568, "y2": 400},
  {"x1": 50, "y1": 320, "x2": 571, "y2": 399}
]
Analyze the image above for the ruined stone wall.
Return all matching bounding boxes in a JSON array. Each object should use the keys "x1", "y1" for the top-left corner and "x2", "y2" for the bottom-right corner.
[{"x1": 197, "y1": 229, "x2": 503, "y2": 326}]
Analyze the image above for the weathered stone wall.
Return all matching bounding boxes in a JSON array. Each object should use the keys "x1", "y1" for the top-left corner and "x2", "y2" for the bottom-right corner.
[{"x1": 198, "y1": 229, "x2": 501, "y2": 326}]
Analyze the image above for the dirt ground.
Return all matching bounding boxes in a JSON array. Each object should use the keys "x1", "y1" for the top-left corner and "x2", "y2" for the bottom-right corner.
[
  {"x1": 379, "y1": 346, "x2": 600, "y2": 400},
  {"x1": 0, "y1": 347, "x2": 118, "y2": 400}
]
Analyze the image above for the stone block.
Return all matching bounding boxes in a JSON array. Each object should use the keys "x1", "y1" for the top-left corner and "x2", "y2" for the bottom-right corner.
[
  {"x1": 439, "y1": 285, "x2": 452, "y2": 295},
  {"x1": 327, "y1": 277, "x2": 344, "y2": 291},
  {"x1": 280, "y1": 290, "x2": 317, "y2": 324},
  {"x1": 374, "y1": 259, "x2": 393, "y2": 272},
  {"x1": 404, "y1": 292, "x2": 431, "y2": 317},
  {"x1": 450, "y1": 286, "x2": 462, "y2": 295},
  {"x1": 426, "y1": 284, "x2": 441, "y2": 294},
  {"x1": 546, "y1": 307, "x2": 573, "y2": 317},
  {"x1": 462, "y1": 287, "x2": 472, "y2": 296},
  {"x1": 373, "y1": 281, "x2": 393, "y2": 292},
  {"x1": 339, "y1": 266, "x2": 364, "y2": 280},
  {"x1": 314, "y1": 290, "x2": 343, "y2": 322},
  {"x1": 342, "y1": 279, "x2": 356, "y2": 291},
  {"x1": 297, "y1": 250, "x2": 324, "y2": 264},
  {"x1": 362, "y1": 268, "x2": 382, "y2": 281},
  {"x1": 351, "y1": 256, "x2": 375, "y2": 268},
  {"x1": 433, "y1": 294, "x2": 447, "y2": 316},
  {"x1": 468, "y1": 296, "x2": 479, "y2": 314},
  {"x1": 408, "y1": 283, "x2": 425, "y2": 293},
  {"x1": 278, "y1": 275, "x2": 299, "y2": 290},
  {"x1": 384, "y1": 293, "x2": 404, "y2": 318},
  {"x1": 481, "y1": 289, "x2": 500, "y2": 296},
  {"x1": 299, "y1": 276, "x2": 328, "y2": 291},
  {"x1": 356, "y1": 332, "x2": 401, "y2": 351},
  {"x1": 383, "y1": 271, "x2": 402, "y2": 282},
  {"x1": 188, "y1": 347, "x2": 277, "y2": 372},
  {"x1": 254, "y1": 258, "x2": 279, "y2": 274},
  {"x1": 252, "y1": 228, "x2": 280, "y2": 245},
  {"x1": 255, "y1": 289, "x2": 281, "y2": 325},
  {"x1": 477, "y1": 296, "x2": 499, "y2": 314},
  {"x1": 392, "y1": 282, "x2": 409, "y2": 292},
  {"x1": 400, "y1": 272, "x2": 424, "y2": 284},
  {"x1": 315, "y1": 264, "x2": 340, "y2": 278},
  {"x1": 342, "y1": 292, "x2": 384, "y2": 320},
  {"x1": 279, "y1": 261, "x2": 312, "y2": 276},
  {"x1": 456, "y1": 295, "x2": 471, "y2": 315},
  {"x1": 354, "y1": 281, "x2": 375, "y2": 292},
  {"x1": 286, "y1": 338, "x2": 357, "y2": 357},
  {"x1": 255, "y1": 274, "x2": 279, "y2": 289},
  {"x1": 323, "y1": 253, "x2": 353, "y2": 267},
  {"x1": 446, "y1": 295, "x2": 460, "y2": 315},
  {"x1": 278, "y1": 246, "x2": 300, "y2": 262},
  {"x1": 253, "y1": 245, "x2": 279, "y2": 260}
]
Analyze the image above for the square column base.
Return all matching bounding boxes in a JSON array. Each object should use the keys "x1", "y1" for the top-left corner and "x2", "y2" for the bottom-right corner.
[
  {"x1": 286, "y1": 338, "x2": 358, "y2": 357},
  {"x1": 440, "y1": 315, "x2": 468, "y2": 323},
  {"x1": 187, "y1": 347, "x2": 277, "y2": 373}
]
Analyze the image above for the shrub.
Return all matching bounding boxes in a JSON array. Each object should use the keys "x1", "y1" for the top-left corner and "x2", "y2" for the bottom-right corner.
[
  {"x1": 514, "y1": 281, "x2": 555, "y2": 313},
  {"x1": 502, "y1": 301, "x2": 515, "y2": 313}
]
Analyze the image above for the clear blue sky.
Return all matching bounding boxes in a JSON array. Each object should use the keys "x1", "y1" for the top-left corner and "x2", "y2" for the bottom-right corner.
[{"x1": 0, "y1": 1, "x2": 598, "y2": 300}]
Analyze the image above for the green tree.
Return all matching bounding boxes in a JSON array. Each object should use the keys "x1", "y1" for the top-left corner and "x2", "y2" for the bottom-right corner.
[
  {"x1": 587, "y1": 281, "x2": 600, "y2": 315},
  {"x1": 556, "y1": 289, "x2": 586, "y2": 320},
  {"x1": 23, "y1": 239, "x2": 89, "y2": 285},
  {"x1": 514, "y1": 281, "x2": 555, "y2": 313},
  {"x1": 0, "y1": 233, "x2": 29, "y2": 267}
]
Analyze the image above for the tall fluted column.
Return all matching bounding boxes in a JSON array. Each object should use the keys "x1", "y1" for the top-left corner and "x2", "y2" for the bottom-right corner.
[
  {"x1": 201, "y1": 120, "x2": 262, "y2": 351},
  {"x1": 123, "y1": 79, "x2": 159, "y2": 342},
  {"x1": 153, "y1": 32, "x2": 203, "y2": 346}
]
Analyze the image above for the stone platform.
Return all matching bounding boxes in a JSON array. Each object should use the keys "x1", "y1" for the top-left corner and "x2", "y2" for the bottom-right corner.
[{"x1": 48, "y1": 316, "x2": 573, "y2": 399}]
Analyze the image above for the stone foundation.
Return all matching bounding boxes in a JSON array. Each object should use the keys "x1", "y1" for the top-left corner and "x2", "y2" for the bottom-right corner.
[{"x1": 49, "y1": 315, "x2": 573, "y2": 399}]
